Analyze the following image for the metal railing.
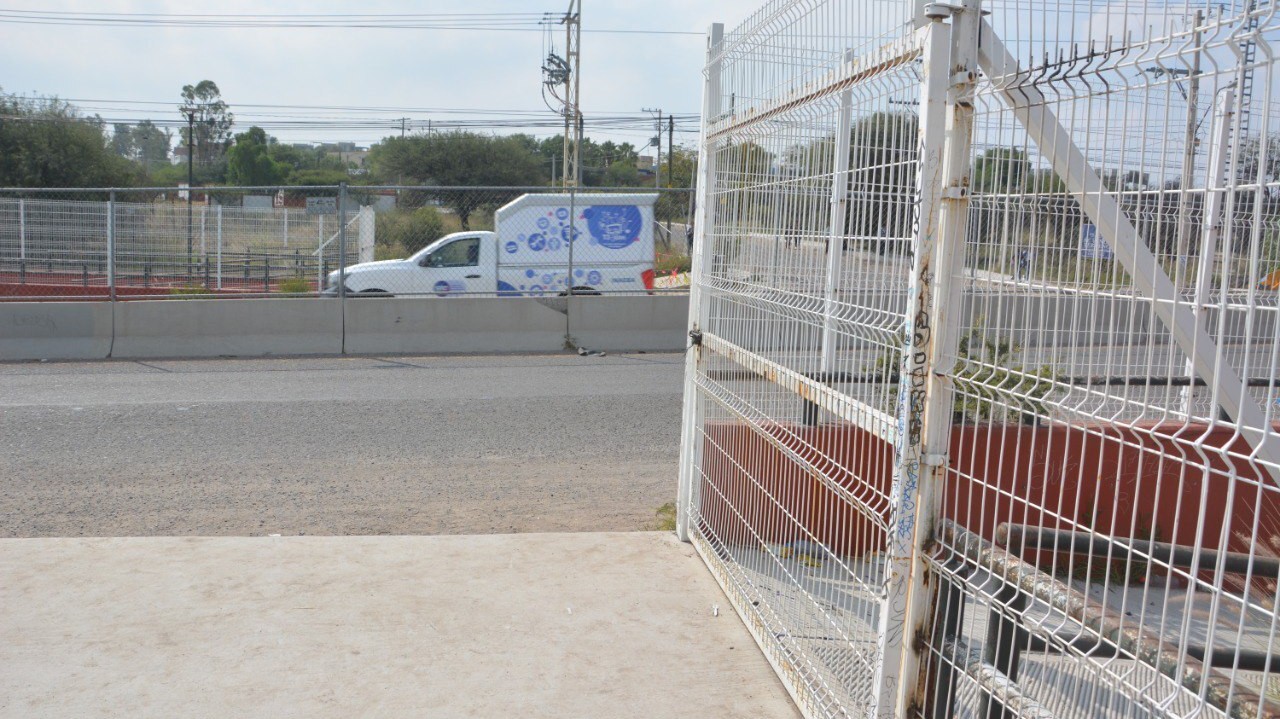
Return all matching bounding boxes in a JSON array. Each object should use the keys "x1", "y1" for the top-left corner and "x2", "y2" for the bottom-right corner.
[
  {"x1": 0, "y1": 185, "x2": 694, "y2": 300},
  {"x1": 679, "y1": 1, "x2": 1280, "y2": 718}
]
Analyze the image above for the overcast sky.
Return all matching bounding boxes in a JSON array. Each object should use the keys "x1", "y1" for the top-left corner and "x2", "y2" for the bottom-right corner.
[{"x1": 0, "y1": 1, "x2": 750, "y2": 151}]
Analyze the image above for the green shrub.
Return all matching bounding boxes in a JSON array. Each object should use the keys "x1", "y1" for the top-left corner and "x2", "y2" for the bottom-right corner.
[
  {"x1": 168, "y1": 284, "x2": 209, "y2": 297},
  {"x1": 375, "y1": 206, "x2": 447, "y2": 256},
  {"x1": 278, "y1": 277, "x2": 311, "y2": 294},
  {"x1": 655, "y1": 254, "x2": 691, "y2": 274}
]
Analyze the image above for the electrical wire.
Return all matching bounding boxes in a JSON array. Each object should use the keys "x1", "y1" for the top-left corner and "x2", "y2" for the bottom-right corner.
[{"x1": 0, "y1": 8, "x2": 702, "y2": 35}]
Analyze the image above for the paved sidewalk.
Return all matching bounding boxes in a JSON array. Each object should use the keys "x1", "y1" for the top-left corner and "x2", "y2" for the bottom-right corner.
[{"x1": 0, "y1": 532, "x2": 799, "y2": 719}]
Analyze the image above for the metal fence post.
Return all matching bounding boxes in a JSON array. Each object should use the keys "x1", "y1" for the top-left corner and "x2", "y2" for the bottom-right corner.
[
  {"x1": 18, "y1": 197, "x2": 25, "y2": 262},
  {"x1": 216, "y1": 205, "x2": 223, "y2": 290},
  {"x1": 107, "y1": 191, "x2": 115, "y2": 302},
  {"x1": 808, "y1": 49, "x2": 856, "y2": 425},
  {"x1": 878, "y1": 8, "x2": 979, "y2": 714},
  {"x1": 338, "y1": 184, "x2": 348, "y2": 350},
  {"x1": 565, "y1": 186, "x2": 577, "y2": 347},
  {"x1": 676, "y1": 21, "x2": 724, "y2": 543}
]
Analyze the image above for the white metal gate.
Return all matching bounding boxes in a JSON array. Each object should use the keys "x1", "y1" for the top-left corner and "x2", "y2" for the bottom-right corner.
[{"x1": 678, "y1": 1, "x2": 1280, "y2": 717}]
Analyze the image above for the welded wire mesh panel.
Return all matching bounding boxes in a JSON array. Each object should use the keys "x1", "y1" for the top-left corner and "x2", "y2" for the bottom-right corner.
[
  {"x1": 683, "y1": 0, "x2": 1280, "y2": 717},
  {"x1": 920, "y1": 1, "x2": 1280, "y2": 718},
  {"x1": 680, "y1": 2, "x2": 926, "y2": 716}
]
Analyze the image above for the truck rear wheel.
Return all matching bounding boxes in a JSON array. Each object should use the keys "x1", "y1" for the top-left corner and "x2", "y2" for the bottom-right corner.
[{"x1": 559, "y1": 286, "x2": 601, "y2": 296}]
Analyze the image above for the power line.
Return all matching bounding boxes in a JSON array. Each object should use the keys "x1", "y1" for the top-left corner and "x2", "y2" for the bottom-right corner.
[{"x1": 0, "y1": 8, "x2": 701, "y2": 35}]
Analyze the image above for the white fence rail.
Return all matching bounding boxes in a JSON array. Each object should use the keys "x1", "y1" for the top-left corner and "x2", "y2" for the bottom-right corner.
[{"x1": 679, "y1": 1, "x2": 1280, "y2": 717}]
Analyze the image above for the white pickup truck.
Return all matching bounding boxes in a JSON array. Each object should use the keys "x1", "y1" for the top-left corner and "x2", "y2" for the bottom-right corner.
[{"x1": 325, "y1": 192, "x2": 658, "y2": 297}]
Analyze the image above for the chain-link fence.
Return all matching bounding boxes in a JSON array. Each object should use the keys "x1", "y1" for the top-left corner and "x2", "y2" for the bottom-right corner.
[{"x1": 0, "y1": 185, "x2": 694, "y2": 300}]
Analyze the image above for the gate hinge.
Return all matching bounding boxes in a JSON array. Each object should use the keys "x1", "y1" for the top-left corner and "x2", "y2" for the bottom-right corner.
[
  {"x1": 923, "y1": 453, "x2": 949, "y2": 467},
  {"x1": 941, "y1": 186, "x2": 968, "y2": 200},
  {"x1": 689, "y1": 329, "x2": 704, "y2": 347}
]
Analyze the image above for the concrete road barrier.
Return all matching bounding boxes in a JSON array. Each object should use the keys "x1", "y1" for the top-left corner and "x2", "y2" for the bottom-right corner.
[
  {"x1": 0, "y1": 302, "x2": 113, "y2": 361},
  {"x1": 342, "y1": 297, "x2": 568, "y2": 354},
  {"x1": 111, "y1": 298, "x2": 343, "y2": 358},
  {"x1": 569, "y1": 295, "x2": 690, "y2": 351}
]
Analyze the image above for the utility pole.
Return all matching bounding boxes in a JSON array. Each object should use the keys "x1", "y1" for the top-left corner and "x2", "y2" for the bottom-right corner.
[
  {"x1": 399, "y1": 117, "x2": 407, "y2": 138},
  {"x1": 1174, "y1": 10, "x2": 1203, "y2": 279},
  {"x1": 667, "y1": 114, "x2": 675, "y2": 236},
  {"x1": 667, "y1": 115, "x2": 675, "y2": 186},
  {"x1": 642, "y1": 107, "x2": 662, "y2": 188},
  {"x1": 561, "y1": 0, "x2": 582, "y2": 187}
]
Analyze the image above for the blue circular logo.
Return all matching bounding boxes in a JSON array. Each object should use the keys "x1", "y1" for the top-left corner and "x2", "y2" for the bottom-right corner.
[
  {"x1": 527, "y1": 233, "x2": 546, "y2": 251},
  {"x1": 587, "y1": 270, "x2": 603, "y2": 286},
  {"x1": 548, "y1": 237, "x2": 562, "y2": 252},
  {"x1": 504, "y1": 241, "x2": 518, "y2": 254},
  {"x1": 433, "y1": 280, "x2": 452, "y2": 296},
  {"x1": 537, "y1": 217, "x2": 551, "y2": 229},
  {"x1": 574, "y1": 269, "x2": 584, "y2": 278},
  {"x1": 525, "y1": 269, "x2": 537, "y2": 278},
  {"x1": 583, "y1": 206, "x2": 643, "y2": 250},
  {"x1": 541, "y1": 274, "x2": 553, "y2": 284},
  {"x1": 555, "y1": 208, "x2": 570, "y2": 221}
]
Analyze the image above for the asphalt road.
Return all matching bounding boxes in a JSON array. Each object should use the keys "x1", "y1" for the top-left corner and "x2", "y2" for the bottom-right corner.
[{"x1": 0, "y1": 352, "x2": 685, "y2": 537}]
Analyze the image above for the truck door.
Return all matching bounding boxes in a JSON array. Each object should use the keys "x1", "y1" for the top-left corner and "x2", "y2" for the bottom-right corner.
[{"x1": 417, "y1": 235, "x2": 485, "y2": 296}]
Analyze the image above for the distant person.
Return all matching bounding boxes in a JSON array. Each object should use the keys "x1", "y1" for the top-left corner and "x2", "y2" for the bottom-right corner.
[
  {"x1": 686, "y1": 224, "x2": 694, "y2": 255},
  {"x1": 1017, "y1": 248, "x2": 1031, "y2": 280}
]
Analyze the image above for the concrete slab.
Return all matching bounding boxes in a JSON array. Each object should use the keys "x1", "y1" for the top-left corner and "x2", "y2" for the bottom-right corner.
[{"x1": 0, "y1": 532, "x2": 800, "y2": 719}]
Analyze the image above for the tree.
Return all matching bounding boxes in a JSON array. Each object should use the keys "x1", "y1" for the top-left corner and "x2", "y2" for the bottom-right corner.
[
  {"x1": 226, "y1": 126, "x2": 288, "y2": 186},
  {"x1": 368, "y1": 131, "x2": 544, "y2": 229},
  {"x1": 266, "y1": 141, "x2": 349, "y2": 180},
  {"x1": 846, "y1": 112, "x2": 917, "y2": 245},
  {"x1": 179, "y1": 80, "x2": 234, "y2": 166},
  {"x1": 0, "y1": 90, "x2": 139, "y2": 187},
  {"x1": 111, "y1": 120, "x2": 172, "y2": 171},
  {"x1": 972, "y1": 147, "x2": 1030, "y2": 193}
]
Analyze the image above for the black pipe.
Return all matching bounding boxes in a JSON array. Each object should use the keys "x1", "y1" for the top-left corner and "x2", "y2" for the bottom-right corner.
[{"x1": 997, "y1": 523, "x2": 1280, "y2": 577}]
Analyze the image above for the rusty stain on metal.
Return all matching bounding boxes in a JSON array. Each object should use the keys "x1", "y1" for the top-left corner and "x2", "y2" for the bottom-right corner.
[{"x1": 707, "y1": 30, "x2": 928, "y2": 143}]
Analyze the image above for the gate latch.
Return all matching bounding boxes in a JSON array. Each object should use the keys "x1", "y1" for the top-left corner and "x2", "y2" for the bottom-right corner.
[{"x1": 689, "y1": 329, "x2": 704, "y2": 347}]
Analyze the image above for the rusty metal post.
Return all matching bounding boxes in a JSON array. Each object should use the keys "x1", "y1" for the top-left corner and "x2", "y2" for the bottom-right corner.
[
  {"x1": 878, "y1": 1, "x2": 979, "y2": 713},
  {"x1": 874, "y1": 15, "x2": 952, "y2": 718}
]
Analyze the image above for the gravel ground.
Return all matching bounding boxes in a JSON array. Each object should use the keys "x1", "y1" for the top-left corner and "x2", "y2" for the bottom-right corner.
[{"x1": 0, "y1": 352, "x2": 685, "y2": 537}]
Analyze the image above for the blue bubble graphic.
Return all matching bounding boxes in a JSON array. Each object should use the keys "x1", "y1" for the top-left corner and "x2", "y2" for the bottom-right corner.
[
  {"x1": 536, "y1": 217, "x2": 550, "y2": 229},
  {"x1": 504, "y1": 241, "x2": 518, "y2": 254},
  {"x1": 527, "y1": 233, "x2": 546, "y2": 251},
  {"x1": 525, "y1": 269, "x2": 537, "y2": 279},
  {"x1": 574, "y1": 269, "x2": 584, "y2": 278},
  {"x1": 555, "y1": 207, "x2": 570, "y2": 221},
  {"x1": 587, "y1": 270, "x2": 603, "y2": 286}
]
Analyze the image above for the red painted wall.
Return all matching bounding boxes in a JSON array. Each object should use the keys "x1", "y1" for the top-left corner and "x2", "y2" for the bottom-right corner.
[{"x1": 700, "y1": 421, "x2": 1280, "y2": 581}]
